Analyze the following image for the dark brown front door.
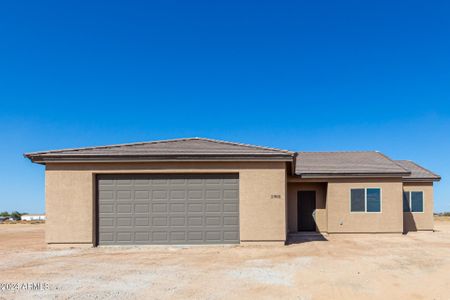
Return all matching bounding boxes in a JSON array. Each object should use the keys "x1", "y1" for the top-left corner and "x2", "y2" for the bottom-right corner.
[{"x1": 297, "y1": 191, "x2": 316, "y2": 231}]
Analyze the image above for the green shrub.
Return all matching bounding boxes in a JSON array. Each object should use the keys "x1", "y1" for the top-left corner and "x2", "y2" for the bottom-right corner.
[{"x1": 10, "y1": 211, "x2": 22, "y2": 220}]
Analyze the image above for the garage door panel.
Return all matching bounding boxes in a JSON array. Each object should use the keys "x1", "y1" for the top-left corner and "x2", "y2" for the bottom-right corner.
[
  {"x1": 188, "y1": 216, "x2": 203, "y2": 226},
  {"x1": 99, "y1": 190, "x2": 114, "y2": 200},
  {"x1": 117, "y1": 218, "x2": 133, "y2": 227},
  {"x1": 100, "y1": 204, "x2": 114, "y2": 213},
  {"x1": 205, "y1": 231, "x2": 221, "y2": 241},
  {"x1": 134, "y1": 179, "x2": 150, "y2": 186},
  {"x1": 170, "y1": 216, "x2": 186, "y2": 226},
  {"x1": 153, "y1": 190, "x2": 168, "y2": 200},
  {"x1": 171, "y1": 179, "x2": 186, "y2": 185},
  {"x1": 224, "y1": 203, "x2": 239, "y2": 212},
  {"x1": 224, "y1": 231, "x2": 239, "y2": 241},
  {"x1": 153, "y1": 179, "x2": 169, "y2": 185},
  {"x1": 187, "y1": 231, "x2": 203, "y2": 241},
  {"x1": 187, "y1": 178, "x2": 203, "y2": 185},
  {"x1": 134, "y1": 203, "x2": 149, "y2": 213},
  {"x1": 205, "y1": 178, "x2": 222, "y2": 184},
  {"x1": 99, "y1": 179, "x2": 115, "y2": 185},
  {"x1": 97, "y1": 174, "x2": 239, "y2": 245},
  {"x1": 224, "y1": 216, "x2": 239, "y2": 226},
  {"x1": 135, "y1": 232, "x2": 150, "y2": 242},
  {"x1": 223, "y1": 178, "x2": 239, "y2": 184},
  {"x1": 170, "y1": 231, "x2": 186, "y2": 242},
  {"x1": 170, "y1": 190, "x2": 186, "y2": 199},
  {"x1": 100, "y1": 232, "x2": 114, "y2": 242},
  {"x1": 170, "y1": 203, "x2": 186, "y2": 213},
  {"x1": 152, "y1": 203, "x2": 168, "y2": 213},
  {"x1": 117, "y1": 204, "x2": 132, "y2": 213},
  {"x1": 205, "y1": 203, "x2": 221, "y2": 212},
  {"x1": 205, "y1": 216, "x2": 221, "y2": 226},
  {"x1": 99, "y1": 218, "x2": 114, "y2": 227},
  {"x1": 152, "y1": 217, "x2": 168, "y2": 226},
  {"x1": 117, "y1": 190, "x2": 132, "y2": 200},
  {"x1": 135, "y1": 218, "x2": 149, "y2": 226},
  {"x1": 188, "y1": 191, "x2": 203, "y2": 200},
  {"x1": 152, "y1": 231, "x2": 168, "y2": 242},
  {"x1": 205, "y1": 190, "x2": 221, "y2": 200},
  {"x1": 117, "y1": 232, "x2": 133, "y2": 242},
  {"x1": 116, "y1": 179, "x2": 132, "y2": 186},
  {"x1": 223, "y1": 189, "x2": 239, "y2": 199},
  {"x1": 187, "y1": 203, "x2": 203, "y2": 212},
  {"x1": 135, "y1": 190, "x2": 150, "y2": 200}
]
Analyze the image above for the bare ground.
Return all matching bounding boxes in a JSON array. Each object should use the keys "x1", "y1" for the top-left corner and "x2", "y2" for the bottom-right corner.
[{"x1": 1, "y1": 219, "x2": 450, "y2": 300}]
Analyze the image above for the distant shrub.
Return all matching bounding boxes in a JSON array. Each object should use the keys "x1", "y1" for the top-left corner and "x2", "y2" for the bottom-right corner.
[
  {"x1": 435, "y1": 212, "x2": 450, "y2": 217},
  {"x1": 10, "y1": 211, "x2": 22, "y2": 220}
]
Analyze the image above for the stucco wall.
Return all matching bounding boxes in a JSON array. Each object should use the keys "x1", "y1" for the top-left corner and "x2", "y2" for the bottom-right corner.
[
  {"x1": 46, "y1": 171, "x2": 94, "y2": 243},
  {"x1": 45, "y1": 161, "x2": 287, "y2": 245},
  {"x1": 326, "y1": 178, "x2": 403, "y2": 233},
  {"x1": 287, "y1": 182, "x2": 327, "y2": 233},
  {"x1": 403, "y1": 182, "x2": 434, "y2": 232}
]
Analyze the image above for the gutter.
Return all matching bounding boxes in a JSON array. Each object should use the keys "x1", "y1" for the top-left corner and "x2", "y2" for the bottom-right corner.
[{"x1": 403, "y1": 177, "x2": 441, "y2": 182}]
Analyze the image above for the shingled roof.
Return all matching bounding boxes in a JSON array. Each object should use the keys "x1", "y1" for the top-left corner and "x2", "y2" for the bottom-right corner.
[
  {"x1": 24, "y1": 138, "x2": 295, "y2": 164},
  {"x1": 25, "y1": 138, "x2": 440, "y2": 182},
  {"x1": 395, "y1": 160, "x2": 441, "y2": 181},
  {"x1": 295, "y1": 151, "x2": 410, "y2": 177}
]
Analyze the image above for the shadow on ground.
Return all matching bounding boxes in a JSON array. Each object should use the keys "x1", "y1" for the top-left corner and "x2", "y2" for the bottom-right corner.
[{"x1": 286, "y1": 233, "x2": 328, "y2": 245}]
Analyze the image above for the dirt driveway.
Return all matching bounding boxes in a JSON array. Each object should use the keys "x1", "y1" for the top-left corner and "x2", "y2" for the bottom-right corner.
[{"x1": 1, "y1": 219, "x2": 450, "y2": 300}]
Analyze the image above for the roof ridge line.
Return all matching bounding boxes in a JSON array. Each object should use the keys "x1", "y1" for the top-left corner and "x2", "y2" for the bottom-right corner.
[
  {"x1": 297, "y1": 150, "x2": 378, "y2": 153},
  {"x1": 197, "y1": 137, "x2": 294, "y2": 154}
]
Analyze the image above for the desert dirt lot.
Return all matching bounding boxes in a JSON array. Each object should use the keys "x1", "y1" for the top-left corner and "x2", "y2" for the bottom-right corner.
[{"x1": 1, "y1": 219, "x2": 450, "y2": 300}]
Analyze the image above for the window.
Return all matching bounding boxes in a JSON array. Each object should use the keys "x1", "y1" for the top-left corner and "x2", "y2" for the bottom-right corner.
[
  {"x1": 351, "y1": 189, "x2": 365, "y2": 212},
  {"x1": 403, "y1": 191, "x2": 424, "y2": 213},
  {"x1": 350, "y1": 188, "x2": 381, "y2": 213}
]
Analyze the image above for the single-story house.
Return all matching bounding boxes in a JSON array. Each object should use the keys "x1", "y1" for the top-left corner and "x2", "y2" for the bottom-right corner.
[
  {"x1": 21, "y1": 214, "x2": 46, "y2": 221},
  {"x1": 25, "y1": 138, "x2": 441, "y2": 246}
]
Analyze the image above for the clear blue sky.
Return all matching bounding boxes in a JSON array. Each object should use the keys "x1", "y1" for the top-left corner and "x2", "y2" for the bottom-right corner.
[{"x1": 0, "y1": 0, "x2": 449, "y2": 213}]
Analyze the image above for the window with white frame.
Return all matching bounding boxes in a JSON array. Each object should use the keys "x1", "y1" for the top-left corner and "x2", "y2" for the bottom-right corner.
[
  {"x1": 403, "y1": 191, "x2": 424, "y2": 212},
  {"x1": 350, "y1": 188, "x2": 381, "y2": 212}
]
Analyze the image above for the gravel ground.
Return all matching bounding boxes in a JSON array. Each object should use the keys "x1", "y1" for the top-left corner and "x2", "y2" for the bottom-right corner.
[{"x1": 1, "y1": 219, "x2": 450, "y2": 300}]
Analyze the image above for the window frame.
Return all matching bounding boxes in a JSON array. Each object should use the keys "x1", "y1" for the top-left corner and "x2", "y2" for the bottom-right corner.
[
  {"x1": 403, "y1": 190, "x2": 425, "y2": 213},
  {"x1": 349, "y1": 188, "x2": 382, "y2": 213}
]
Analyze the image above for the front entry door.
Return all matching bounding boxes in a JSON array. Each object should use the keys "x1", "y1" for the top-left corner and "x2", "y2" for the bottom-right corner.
[{"x1": 297, "y1": 191, "x2": 316, "y2": 231}]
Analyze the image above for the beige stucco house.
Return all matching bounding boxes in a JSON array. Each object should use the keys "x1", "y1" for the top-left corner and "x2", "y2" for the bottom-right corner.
[{"x1": 25, "y1": 138, "x2": 441, "y2": 246}]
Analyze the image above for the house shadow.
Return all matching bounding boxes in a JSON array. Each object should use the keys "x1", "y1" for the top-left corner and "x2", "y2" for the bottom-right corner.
[
  {"x1": 286, "y1": 232, "x2": 328, "y2": 245},
  {"x1": 403, "y1": 212, "x2": 417, "y2": 234}
]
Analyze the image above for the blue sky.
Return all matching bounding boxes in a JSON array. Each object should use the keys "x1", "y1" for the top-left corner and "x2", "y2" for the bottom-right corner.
[{"x1": 0, "y1": 0, "x2": 449, "y2": 213}]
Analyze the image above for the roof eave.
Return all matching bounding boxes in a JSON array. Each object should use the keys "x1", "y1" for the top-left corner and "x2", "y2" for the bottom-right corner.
[
  {"x1": 296, "y1": 172, "x2": 411, "y2": 179},
  {"x1": 26, "y1": 154, "x2": 294, "y2": 164},
  {"x1": 403, "y1": 177, "x2": 441, "y2": 182}
]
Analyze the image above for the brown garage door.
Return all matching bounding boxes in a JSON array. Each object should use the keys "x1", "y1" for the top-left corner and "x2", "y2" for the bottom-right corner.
[{"x1": 97, "y1": 174, "x2": 239, "y2": 245}]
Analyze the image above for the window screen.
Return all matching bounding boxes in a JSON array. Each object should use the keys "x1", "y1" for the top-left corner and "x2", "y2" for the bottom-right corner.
[
  {"x1": 351, "y1": 189, "x2": 365, "y2": 212},
  {"x1": 411, "y1": 192, "x2": 424, "y2": 212},
  {"x1": 367, "y1": 188, "x2": 381, "y2": 212},
  {"x1": 403, "y1": 192, "x2": 410, "y2": 212}
]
